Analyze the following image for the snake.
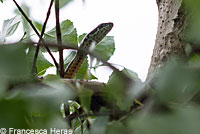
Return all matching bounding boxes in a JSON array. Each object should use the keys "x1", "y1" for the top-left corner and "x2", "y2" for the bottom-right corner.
[{"x1": 64, "y1": 22, "x2": 113, "y2": 78}]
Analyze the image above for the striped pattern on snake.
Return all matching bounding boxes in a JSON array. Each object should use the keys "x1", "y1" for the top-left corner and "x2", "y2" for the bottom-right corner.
[{"x1": 64, "y1": 22, "x2": 113, "y2": 78}]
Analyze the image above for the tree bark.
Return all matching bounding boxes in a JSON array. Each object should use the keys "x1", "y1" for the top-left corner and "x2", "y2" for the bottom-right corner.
[{"x1": 147, "y1": 0, "x2": 188, "y2": 80}]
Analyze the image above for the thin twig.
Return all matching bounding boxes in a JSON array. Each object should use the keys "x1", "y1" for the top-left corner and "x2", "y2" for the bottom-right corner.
[
  {"x1": 39, "y1": 0, "x2": 54, "y2": 43},
  {"x1": 12, "y1": 0, "x2": 59, "y2": 72},
  {"x1": 32, "y1": 0, "x2": 54, "y2": 74},
  {"x1": 13, "y1": 0, "x2": 40, "y2": 37},
  {"x1": 55, "y1": 0, "x2": 64, "y2": 78}
]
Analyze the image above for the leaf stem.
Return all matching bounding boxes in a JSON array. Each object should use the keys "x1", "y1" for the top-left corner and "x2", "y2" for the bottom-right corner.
[{"x1": 32, "y1": 0, "x2": 55, "y2": 75}]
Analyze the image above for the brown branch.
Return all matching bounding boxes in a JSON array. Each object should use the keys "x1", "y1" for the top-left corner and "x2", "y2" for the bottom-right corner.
[
  {"x1": 32, "y1": 0, "x2": 54, "y2": 74},
  {"x1": 12, "y1": 0, "x2": 59, "y2": 72},
  {"x1": 55, "y1": 0, "x2": 64, "y2": 78},
  {"x1": 35, "y1": 42, "x2": 132, "y2": 82}
]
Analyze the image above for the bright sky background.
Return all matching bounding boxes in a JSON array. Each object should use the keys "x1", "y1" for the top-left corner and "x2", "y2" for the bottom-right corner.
[{"x1": 0, "y1": 0, "x2": 158, "y2": 82}]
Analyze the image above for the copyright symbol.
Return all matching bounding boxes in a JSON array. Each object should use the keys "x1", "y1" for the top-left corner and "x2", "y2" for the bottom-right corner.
[{"x1": 0, "y1": 128, "x2": 7, "y2": 134}]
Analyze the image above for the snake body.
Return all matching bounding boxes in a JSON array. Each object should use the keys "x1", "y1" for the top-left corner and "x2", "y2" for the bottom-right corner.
[{"x1": 64, "y1": 22, "x2": 113, "y2": 78}]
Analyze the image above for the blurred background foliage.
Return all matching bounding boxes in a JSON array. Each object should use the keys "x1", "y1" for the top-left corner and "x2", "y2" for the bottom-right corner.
[{"x1": 0, "y1": 0, "x2": 200, "y2": 134}]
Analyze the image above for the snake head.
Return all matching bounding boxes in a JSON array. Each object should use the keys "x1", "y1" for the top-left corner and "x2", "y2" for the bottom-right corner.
[
  {"x1": 88, "y1": 22, "x2": 114, "y2": 43},
  {"x1": 65, "y1": 22, "x2": 113, "y2": 78}
]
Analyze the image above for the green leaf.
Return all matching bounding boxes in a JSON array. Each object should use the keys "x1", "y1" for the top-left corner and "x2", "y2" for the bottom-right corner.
[
  {"x1": 0, "y1": 44, "x2": 32, "y2": 83},
  {"x1": 1, "y1": 16, "x2": 21, "y2": 42},
  {"x1": 0, "y1": 0, "x2": 3, "y2": 3},
  {"x1": 69, "y1": 101, "x2": 81, "y2": 114},
  {"x1": 60, "y1": 0, "x2": 73, "y2": 8},
  {"x1": 37, "y1": 53, "x2": 54, "y2": 76},
  {"x1": 128, "y1": 106, "x2": 200, "y2": 134},
  {"x1": 122, "y1": 68, "x2": 141, "y2": 82},
  {"x1": 44, "y1": 19, "x2": 78, "y2": 52},
  {"x1": 106, "y1": 121, "x2": 130, "y2": 134},
  {"x1": 90, "y1": 116, "x2": 109, "y2": 134},
  {"x1": 79, "y1": 88, "x2": 93, "y2": 113},
  {"x1": 0, "y1": 99, "x2": 29, "y2": 128},
  {"x1": 106, "y1": 68, "x2": 137, "y2": 111},
  {"x1": 64, "y1": 51, "x2": 76, "y2": 69},
  {"x1": 15, "y1": 4, "x2": 31, "y2": 35},
  {"x1": 78, "y1": 33, "x2": 87, "y2": 44},
  {"x1": 87, "y1": 71, "x2": 98, "y2": 80},
  {"x1": 0, "y1": 44, "x2": 33, "y2": 97},
  {"x1": 43, "y1": 74, "x2": 60, "y2": 81},
  {"x1": 27, "y1": 46, "x2": 54, "y2": 76},
  {"x1": 0, "y1": 88, "x2": 71, "y2": 129},
  {"x1": 75, "y1": 57, "x2": 89, "y2": 79},
  {"x1": 34, "y1": 21, "x2": 43, "y2": 32},
  {"x1": 94, "y1": 36, "x2": 115, "y2": 61},
  {"x1": 122, "y1": 68, "x2": 144, "y2": 100},
  {"x1": 0, "y1": 79, "x2": 7, "y2": 98},
  {"x1": 8, "y1": 80, "x2": 74, "y2": 128},
  {"x1": 23, "y1": 80, "x2": 76, "y2": 108},
  {"x1": 156, "y1": 60, "x2": 200, "y2": 103}
]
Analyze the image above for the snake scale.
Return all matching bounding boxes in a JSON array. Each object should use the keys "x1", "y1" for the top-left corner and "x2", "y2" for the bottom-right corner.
[{"x1": 64, "y1": 22, "x2": 113, "y2": 78}]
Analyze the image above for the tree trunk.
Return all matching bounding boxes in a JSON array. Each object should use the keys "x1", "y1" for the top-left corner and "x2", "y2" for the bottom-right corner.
[{"x1": 147, "y1": 0, "x2": 189, "y2": 80}]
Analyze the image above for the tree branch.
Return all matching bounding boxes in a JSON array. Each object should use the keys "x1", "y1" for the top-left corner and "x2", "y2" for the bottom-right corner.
[
  {"x1": 55, "y1": 0, "x2": 64, "y2": 78},
  {"x1": 35, "y1": 42, "x2": 132, "y2": 82}
]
